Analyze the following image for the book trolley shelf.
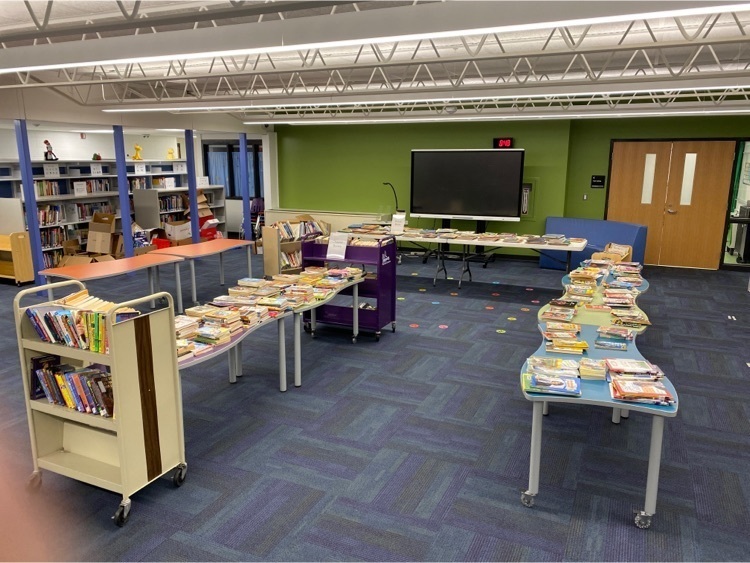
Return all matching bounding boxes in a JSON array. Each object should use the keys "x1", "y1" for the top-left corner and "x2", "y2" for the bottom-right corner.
[
  {"x1": 301, "y1": 235, "x2": 397, "y2": 342},
  {"x1": 13, "y1": 280, "x2": 187, "y2": 527}
]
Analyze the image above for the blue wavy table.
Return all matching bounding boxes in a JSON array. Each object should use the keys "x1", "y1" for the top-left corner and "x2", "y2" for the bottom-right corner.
[{"x1": 521, "y1": 276, "x2": 678, "y2": 530}]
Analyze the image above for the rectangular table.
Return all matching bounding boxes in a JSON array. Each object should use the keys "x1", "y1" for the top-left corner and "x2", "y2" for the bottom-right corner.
[
  {"x1": 39, "y1": 254, "x2": 185, "y2": 306},
  {"x1": 396, "y1": 235, "x2": 588, "y2": 288},
  {"x1": 149, "y1": 239, "x2": 255, "y2": 312}
]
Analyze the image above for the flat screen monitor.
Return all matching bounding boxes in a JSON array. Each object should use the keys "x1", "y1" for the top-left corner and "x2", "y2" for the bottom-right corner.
[{"x1": 410, "y1": 149, "x2": 525, "y2": 222}]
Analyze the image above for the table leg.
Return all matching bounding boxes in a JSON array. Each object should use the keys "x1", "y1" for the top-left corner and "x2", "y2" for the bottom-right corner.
[
  {"x1": 155, "y1": 266, "x2": 161, "y2": 292},
  {"x1": 246, "y1": 244, "x2": 253, "y2": 278},
  {"x1": 352, "y1": 283, "x2": 359, "y2": 343},
  {"x1": 228, "y1": 345, "x2": 237, "y2": 384},
  {"x1": 621, "y1": 409, "x2": 630, "y2": 419},
  {"x1": 278, "y1": 316, "x2": 287, "y2": 392},
  {"x1": 612, "y1": 408, "x2": 622, "y2": 424},
  {"x1": 434, "y1": 248, "x2": 447, "y2": 287},
  {"x1": 522, "y1": 401, "x2": 544, "y2": 507},
  {"x1": 189, "y1": 259, "x2": 197, "y2": 305},
  {"x1": 542, "y1": 401, "x2": 549, "y2": 416},
  {"x1": 235, "y1": 341, "x2": 243, "y2": 378},
  {"x1": 219, "y1": 252, "x2": 225, "y2": 286},
  {"x1": 148, "y1": 267, "x2": 156, "y2": 309},
  {"x1": 310, "y1": 308, "x2": 317, "y2": 336},
  {"x1": 174, "y1": 263, "x2": 183, "y2": 314},
  {"x1": 459, "y1": 245, "x2": 472, "y2": 289},
  {"x1": 294, "y1": 313, "x2": 302, "y2": 387},
  {"x1": 46, "y1": 277, "x2": 54, "y2": 301}
]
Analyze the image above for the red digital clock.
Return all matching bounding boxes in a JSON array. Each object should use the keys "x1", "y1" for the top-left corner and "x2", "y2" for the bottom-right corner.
[{"x1": 493, "y1": 137, "x2": 514, "y2": 149}]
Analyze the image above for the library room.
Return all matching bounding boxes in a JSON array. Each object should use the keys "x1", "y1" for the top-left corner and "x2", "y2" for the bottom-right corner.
[{"x1": 1, "y1": 1, "x2": 750, "y2": 561}]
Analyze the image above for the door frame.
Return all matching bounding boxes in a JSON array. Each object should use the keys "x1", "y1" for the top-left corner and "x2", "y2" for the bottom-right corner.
[{"x1": 605, "y1": 137, "x2": 744, "y2": 271}]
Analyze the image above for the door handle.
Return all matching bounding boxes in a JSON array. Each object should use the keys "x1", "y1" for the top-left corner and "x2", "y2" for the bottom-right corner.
[{"x1": 667, "y1": 207, "x2": 677, "y2": 214}]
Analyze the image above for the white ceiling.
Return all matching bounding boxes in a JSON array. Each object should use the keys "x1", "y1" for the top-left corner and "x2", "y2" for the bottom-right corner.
[{"x1": 3, "y1": 0, "x2": 750, "y2": 124}]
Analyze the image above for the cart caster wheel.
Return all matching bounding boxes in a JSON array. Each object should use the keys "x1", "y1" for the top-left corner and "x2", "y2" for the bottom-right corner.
[
  {"x1": 113, "y1": 500, "x2": 131, "y2": 527},
  {"x1": 634, "y1": 511, "x2": 652, "y2": 529},
  {"x1": 391, "y1": 322, "x2": 396, "y2": 333},
  {"x1": 375, "y1": 332, "x2": 381, "y2": 342},
  {"x1": 303, "y1": 323, "x2": 311, "y2": 333},
  {"x1": 352, "y1": 336, "x2": 357, "y2": 343},
  {"x1": 26, "y1": 471, "x2": 42, "y2": 492},
  {"x1": 173, "y1": 463, "x2": 187, "y2": 487},
  {"x1": 521, "y1": 491, "x2": 535, "y2": 507}
]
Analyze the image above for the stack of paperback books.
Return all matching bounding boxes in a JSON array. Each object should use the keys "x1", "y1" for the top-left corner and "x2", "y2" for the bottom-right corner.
[
  {"x1": 594, "y1": 325, "x2": 634, "y2": 350},
  {"x1": 174, "y1": 315, "x2": 199, "y2": 339},
  {"x1": 522, "y1": 372, "x2": 582, "y2": 396},
  {"x1": 578, "y1": 358, "x2": 607, "y2": 379}
]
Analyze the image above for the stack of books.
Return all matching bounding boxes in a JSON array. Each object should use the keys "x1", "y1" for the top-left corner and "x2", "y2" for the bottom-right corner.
[
  {"x1": 235, "y1": 305, "x2": 270, "y2": 327},
  {"x1": 193, "y1": 325, "x2": 231, "y2": 346},
  {"x1": 184, "y1": 304, "x2": 221, "y2": 319},
  {"x1": 203, "y1": 308, "x2": 243, "y2": 334},
  {"x1": 227, "y1": 285, "x2": 261, "y2": 297},
  {"x1": 578, "y1": 358, "x2": 607, "y2": 379},
  {"x1": 607, "y1": 359, "x2": 674, "y2": 406},
  {"x1": 284, "y1": 284, "x2": 315, "y2": 307},
  {"x1": 526, "y1": 356, "x2": 580, "y2": 377},
  {"x1": 210, "y1": 294, "x2": 259, "y2": 307},
  {"x1": 545, "y1": 337, "x2": 589, "y2": 355},
  {"x1": 594, "y1": 325, "x2": 634, "y2": 350},
  {"x1": 33, "y1": 360, "x2": 114, "y2": 417},
  {"x1": 522, "y1": 372, "x2": 582, "y2": 396},
  {"x1": 540, "y1": 306, "x2": 576, "y2": 322},
  {"x1": 610, "y1": 308, "x2": 651, "y2": 328},
  {"x1": 237, "y1": 277, "x2": 270, "y2": 289},
  {"x1": 175, "y1": 338, "x2": 195, "y2": 359},
  {"x1": 174, "y1": 314, "x2": 199, "y2": 339}
]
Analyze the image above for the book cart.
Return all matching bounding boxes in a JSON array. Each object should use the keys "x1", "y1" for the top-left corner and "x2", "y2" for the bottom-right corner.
[
  {"x1": 13, "y1": 280, "x2": 187, "y2": 527},
  {"x1": 301, "y1": 235, "x2": 396, "y2": 342}
]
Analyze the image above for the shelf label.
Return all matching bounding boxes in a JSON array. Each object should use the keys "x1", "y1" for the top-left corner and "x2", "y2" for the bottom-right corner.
[
  {"x1": 174, "y1": 162, "x2": 188, "y2": 174},
  {"x1": 197, "y1": 176, "x2": 209, "y2": 187},
  {"x1": 134, "y1": 163, "x2": 147, "y2": 175},
  {"x1": 391, "y1": 213, "x2": 406, "y2": 235},
  {"x1": 164, "y1": 177, "x2": 176, "y2": 189},
  {"x1": 326, "y1": 231, "x2": 349, "y2": 260},
  {"x1": 90, "y1": 163, "x2": 103, "y2": 176},
  {"x1": 73, "y1": 181, "x2": 87, "y2": 196},
  {"x1": 43, "y1": 163, "x2": 60, "y2": 178}
]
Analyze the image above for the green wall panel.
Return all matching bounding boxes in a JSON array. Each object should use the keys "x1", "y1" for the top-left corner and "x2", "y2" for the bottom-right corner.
[{"x1": 276, "y1": 121, "x2": 571, "y2": 236}]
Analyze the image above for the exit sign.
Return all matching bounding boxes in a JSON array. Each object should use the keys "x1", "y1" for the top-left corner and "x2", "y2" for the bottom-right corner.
[{"x1": 493, "y1": 137, "x2": 514, "y2": 149}]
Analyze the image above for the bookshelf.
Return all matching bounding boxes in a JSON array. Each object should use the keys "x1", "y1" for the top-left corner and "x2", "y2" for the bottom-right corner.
[
  {"x1": 0, "y1": 232, "x2": 34, "y2": 284},
  {"x1": 262, "y1": 224, "x2": 303, "y2": 277},
  {"x1": 132, "y1": 185, "x2": 226, "y2": 236},
  {"x1": 13, "y1": 280, "x2": 187, "y2": 527},
  {"x1": 301, "y1": 236, "x2": 397, "y2": 341}
]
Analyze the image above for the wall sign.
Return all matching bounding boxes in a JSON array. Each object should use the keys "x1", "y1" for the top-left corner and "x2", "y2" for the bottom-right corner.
[{"x1": 591, "y1": 175, "x2": 606, "y2": 188}]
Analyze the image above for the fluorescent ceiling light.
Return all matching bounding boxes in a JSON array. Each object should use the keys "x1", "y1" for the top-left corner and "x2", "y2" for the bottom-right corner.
[
  {"x1": 102, "y1": 83, "x2": 750, "y2": 114},
  {"x1": 6, "y1": 3, "x2": 750, "y2": 75},
  {"x1": 244, "y1": 107, "x2": 750, "y2": 125},
  {"x1": 73, "y1": 129, "x2": 114, "y2": 134}
]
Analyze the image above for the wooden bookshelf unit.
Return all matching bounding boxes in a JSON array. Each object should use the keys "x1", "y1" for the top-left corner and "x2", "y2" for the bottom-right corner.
[{"x1": 0, "y1": 232, "x2": 34, "y2": 284}]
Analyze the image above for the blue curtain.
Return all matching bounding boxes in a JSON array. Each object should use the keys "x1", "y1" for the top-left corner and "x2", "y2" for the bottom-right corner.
[
  {"x1": 231, "y1": 152, "x2": 255, "y2": 198},
  {"x1": 207, "y1": 152, "x2": 230, "y2": 198}
]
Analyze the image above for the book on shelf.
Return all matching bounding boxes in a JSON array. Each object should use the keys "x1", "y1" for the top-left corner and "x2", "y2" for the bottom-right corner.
[
  {"x1": 29, "y1": 354, "x2": 61, "y2": 400},
  {"x1": 522, "y1": 372, "x2": 582, "y2": 396}
]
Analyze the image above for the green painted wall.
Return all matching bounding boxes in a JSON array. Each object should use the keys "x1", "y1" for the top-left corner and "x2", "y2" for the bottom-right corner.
[
  {"x1": 276, "y1": 116, "x2": 750, "y2": 233},
  {"x1": 276, "y1": 121, "x2": 571, "y2": 235},
  {"x1": 566, "y1": 116, "x2": 750, "y2": 219}
]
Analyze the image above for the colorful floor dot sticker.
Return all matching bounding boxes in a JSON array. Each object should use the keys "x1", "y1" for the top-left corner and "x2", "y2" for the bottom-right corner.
[
  {"x1": 508, "y1": 317, "x2": 517, "y2": 321},
  {"x1": 531, "y1": 299, "x2": 540, "y2": 304},
  {"x1": 447, "y1": 277, "x2": 454, "y2": 280},
  {"x1": 409, "y1": 323, "x2": 420, "y2": 328},
  {"x1": 526, "y1": 288, "x2": 534, "y2": 291},
  {"x1": 491, "y1": 292, "x2": 500, "y2": 296},
  {"x1": 411, "y1": 272, "x2": 419, "y2": 276},
  {"x1": 438, "y1": 324, "x2": 449, "y2": 329},
  {"x1": 521, "y1": 307, "x2": 530, "y2": 312},
  {"x1": 450, "y1": 292, "x2": 459, "y2": 296},
  {"x1": 431, "y1": 301, "x2": 440, "y2": 305},
  {"x1": 419, "y1": 288, "x2": 427, "y2": 292},
  {"x1": 492, "y1": 281, "x2": 500, "y2": 285},
  {"x1": 397, "y1": 297, "x2": 406, "y2": 301},
  {"x1": 485, "y1": 306, "x2": 495, "y2": 310},
  {"x1": 496, "y1": 329, "x2": 507, "y2": 334}
]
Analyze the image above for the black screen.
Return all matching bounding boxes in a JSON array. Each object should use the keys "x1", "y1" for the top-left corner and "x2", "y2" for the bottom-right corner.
[{"x1": 410, "y1": 149, "x2": 525, "y2": 221}]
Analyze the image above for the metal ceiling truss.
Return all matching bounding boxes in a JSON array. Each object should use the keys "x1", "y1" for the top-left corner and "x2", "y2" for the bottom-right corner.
[{"x1": 4, "y1": 3, "x2": 750, "y2": 119}]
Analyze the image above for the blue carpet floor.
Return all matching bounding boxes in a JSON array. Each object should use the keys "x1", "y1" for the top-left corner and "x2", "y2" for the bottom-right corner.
[{"x1": 0, "y1": 248, "x2": 749, "y2": 561}]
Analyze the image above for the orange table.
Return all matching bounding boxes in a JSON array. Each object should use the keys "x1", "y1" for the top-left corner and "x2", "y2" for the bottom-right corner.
[
  {"x1": 149, "y1": 239, "x2": 255, "y2": 309},
  {"x1": 39, "y1": 253, "x2": 185, "y2": 308}
]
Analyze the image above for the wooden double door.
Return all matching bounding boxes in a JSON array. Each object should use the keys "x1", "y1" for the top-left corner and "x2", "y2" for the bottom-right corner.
[{"x1": 608, "y1": 140, "x2": 736, "y2": 269}]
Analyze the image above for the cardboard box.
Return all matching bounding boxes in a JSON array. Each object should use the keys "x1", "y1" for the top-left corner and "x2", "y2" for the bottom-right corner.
[
  {"x1": 62, "y1": 239, "x2": 83, "y2": 256},
  {"x1": 171, "y1": 238, "x2": 193, "y2": 246},
  {"x1": 592, "y1": 242, "x2": 632, "y2": 262},
  {"x1": 133, "y1": 245, "x2": 156, "y2": 256},
  {"x1": 164, "y1": 220, "x2": 192, "y2": 241},
  {"x1": 58, "y1": 254, "x2": 94, "y2": 267},
  {"x1": 86, "y1": 212, "x2": 116, "y2": 254}
]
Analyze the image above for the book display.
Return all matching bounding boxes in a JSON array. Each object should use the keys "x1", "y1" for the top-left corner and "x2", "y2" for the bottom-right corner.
[
  {"x1": 520, "y1": 259, "x2": 678, "y2": 530},
  {"x1": 13, "y1": 280, "x2": 187, "y2": 527},
  {"x1": 301, "y1": 235, "x2": 397, "y2": 341},
  {"x1": 262, "y1": 218, "x2": 329, "y2": 277}
]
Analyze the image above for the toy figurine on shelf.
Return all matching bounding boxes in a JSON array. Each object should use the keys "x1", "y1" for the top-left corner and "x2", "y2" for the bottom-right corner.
[
  {"x1": 133, "y1": 144, "x2": 143, "y2": 160},
  {"x1": 92, "y1": 153, "x2": 102, "y2": 160},
  {"x1": 43, "y1": 140, "x2": 58, "y2": 161},
  {"x1": 167, "y1": 148, "x2": 175, "y2": 160}
]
